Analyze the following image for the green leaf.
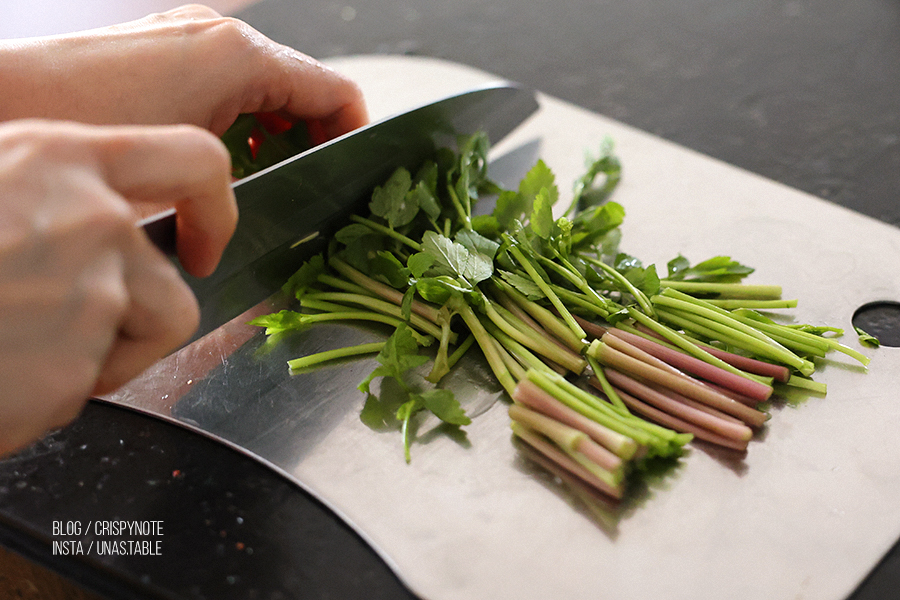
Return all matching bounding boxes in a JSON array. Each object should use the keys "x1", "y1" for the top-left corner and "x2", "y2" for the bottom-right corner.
[
  {"x1": 529, "y1": 187, "x2": 555, "y2": 239},
  {"x1": 247, "y1": 310, "x2": 307, "y2": 334},
  {"x1": 281, "y1": 254, "x2": 326, "y2": 297},
  {"x1": 457, "y1": 132, "x2": 491, "y2": 194},
  {"x1": 666, "y1": 255, "x2": 755, "y2": 283},
  {"x1": 420, "y1": 388, "x2": 471, "y2": 426},
  {"x1": 358, "y1": 365, "x2": 394, "y2": 394},
  {"x1": 335, "y1": 223, "x2": 378, "y2": 245},
  {"x1": 378, "y1": 324, "x2": 429, "y2": 379},
  {"x1": 571, "y1": 201, "x2": 625, "y2": 249},
  {"x1": 614, "y1": 253, "x2": 643, "y2": 271},
  {"x1": 855, "y1": 326, "x2": 881, "y2": 348},
  {"x1": 519, "y1": 159, "x2": 557, "y2": 210},
  {"x1": 421, "y1": 231, "x2": 493, "y2": 285},
  {"x1": 415, "y1": 278, "x2": 454, "y2": 304},
  {"x1": 492, "y1": 189, "x2": 528, "y2": 231},
  {"x1": 471, "y1": 214, "x2": 500, "y2": 237},
  {"x1": 415, "y1": 276, "x2": 471, "y2": 304},
  {"x1": 400, "y1": 286, "x2": 416, "y2": 321},
  {"x1": 369, "y1": 167, "x2": 416, "y2": 228},
  {"x1": 571, "y1": 139, "x2": 622, "y2": 213},
  {"x1": 498, "y1": 270, "x2": 545, "y2": 300},
  {"x1": 339, "y1": 233, "x2": 387, "y2": 274},
  {"x1": 634, "y1": 264, "x2": 661, "y2": 297},
  {"x1": 407, "y1": 252, "x2": 435, "y2": 279},
  {"x1": 371, "y1": 250, "x2": 410, "y2": 288},
  {"x1": 666, "y1": 255, "x2": 692, "y2": 279},
  {"x1": 410, "y1": 181, "x2": 441, "y2": 221},
  {"x1": 455, "y1": 229, "x2": 500, "y2": 262},
  {"x1": 359, "y1": 393, "x2": 399, "y2": 429}
]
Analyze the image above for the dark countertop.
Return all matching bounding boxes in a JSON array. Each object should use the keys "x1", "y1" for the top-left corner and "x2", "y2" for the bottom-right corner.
[{"x1": 2, "y1": 0, "x2": 898, "y2": 598}]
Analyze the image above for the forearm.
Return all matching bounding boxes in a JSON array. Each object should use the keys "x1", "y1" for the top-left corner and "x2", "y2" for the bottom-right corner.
[
  {"x1": 0, "y1": 37, "x2": 59, "y2": 123},
  {"x1": 0, "y1": 23, "x2": 212, "y2": 127}
]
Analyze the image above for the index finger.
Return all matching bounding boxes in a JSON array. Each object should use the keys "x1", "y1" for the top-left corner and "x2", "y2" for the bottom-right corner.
[
  {"x1": 95, "y1": 123, "x2": 238, "y2": 277},
  {"x1": 220, "y1": 25, "x2": 369, "y2": 138}
]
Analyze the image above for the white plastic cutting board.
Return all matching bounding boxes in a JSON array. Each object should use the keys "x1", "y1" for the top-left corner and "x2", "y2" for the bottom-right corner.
[
  {"x1": 111, "y1": 54, "x2": 900, "y2": 600},
  {"x1": 319, "y1": 54, "x2": 900, "y2": 600}
]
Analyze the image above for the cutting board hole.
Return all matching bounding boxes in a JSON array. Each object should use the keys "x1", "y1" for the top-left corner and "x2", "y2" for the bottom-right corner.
[{"x1": 852, "y1": 301, "x2": 900, "y2": 347}]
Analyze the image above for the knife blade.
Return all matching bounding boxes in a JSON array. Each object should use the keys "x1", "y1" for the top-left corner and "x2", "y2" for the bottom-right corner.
[{"x1": 139, "y1": 82, "x2": 538, "y2": 346}]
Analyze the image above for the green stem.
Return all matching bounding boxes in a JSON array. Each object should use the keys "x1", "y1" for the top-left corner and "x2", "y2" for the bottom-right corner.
[
  {"x1": 547, "y1": 283, "x2": 613, "y2": 319},
  {"x1": 625, "y1": 307, "x2": 769, "y2": 384},
  {"x1": 329, "y1": 257, "x2": 441, "y2": 324},
  {"x1": 317, "y1": 273, "x2": 373, "y2": 296},
  {"x1": 586, "y1": 352, "x2": 629, "y2": 413},
  {"x1": 426, "y1": 312, "x2": 456, "y2": 383},
  {"x1": 305, "y1": 291, "x2": 452, "y2": 342},
  {"x1": 581, "y1": 254, "x2": 656, "y2": 318},
  {"x1": 660, "y1": 280, "x2": 783, "y2": 300},
  {"x1": 493, "y1": 280, "x2": 587, "y2": 353},
  {"x1": 349, "y1": 214, "x2": 422, "y2": 251},
  {"x1": 655, "y1": 306, "x2": 814, "y2": 375},
  {"x1": 505, "y1": 240, "x2": 587, "y2": 341},
  {"x1": 703, "y1": 299, "x2": 798, "y2": 310},
  {"x1": 452, "y1": 299, "x2": 517, "y2": 397},
  {"x1": 483, "y1": 320, "x2": 557, "y2": 375},
  {"x1": 784, "y1": 375, "x2": 828, "y2": 395},
  {"x1": 446, "y1": 334, "x2": 475, "y2": 370},
  {"x1": 656, "y1": 289, "x2": 814, "y2": 371},
  {"x1": 446, "y1": 184, "x2": 472, "y2": 230},
  {"x1": 483, "y1": 297, "x2": 587, "y2": 374},
  {"x1": 288, "y1": 342, "x2": 386, "y2": 370}
]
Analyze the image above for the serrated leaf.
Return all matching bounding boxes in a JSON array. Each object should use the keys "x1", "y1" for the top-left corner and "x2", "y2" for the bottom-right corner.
[
  {"x1": 378, "y1": 325, "x2": 430, "y2": 378},
  {"x1": 573, "y1": 142, "x2": 622, "y2": 213},
  {"x1": 519, "y1": 159, "x2": 557, "y2": 209},
  {"x1": 492, "y1": 189, "x2": 528, "y2": 230},
  {"x1": 407, "y1": 252, "x2": 436, "y2": 279},
  {"x1": 529, "y1": 187, "x2": 555, "y2": 239},
  {"x1": 499, "y1": 270, "x2": 545, "y2": 300},
  {"x1": 666, "y1": 255, "x2": 691, "y2": 279},
  {"x1": 411, "y1": 181, "x2": 441, "y2": 221},
  {"x1": 420, "y1": 388, "x2": 471, "y2": 426},
  {"x1": 668, "y1": 255, "x2": 755, "y2": 282},
  {"x1": 371, "y1": 250, "x2": 410, "y2": 289},
  {"x1": 455, "y1": 229, "x2": 500, "y2": 261},
  {"x1": 369, "y1": 167, "x2": 416, "y2": 227},
  {"x1": 421, "y1": 231, "x2": 493, "y2": 285},
  {"x1": 471, "y1": 214, "x2": 500, "y2": 237}
]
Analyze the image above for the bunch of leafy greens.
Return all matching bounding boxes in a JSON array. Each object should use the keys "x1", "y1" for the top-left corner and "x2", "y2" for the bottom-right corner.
[{"x1": 248, "y1": 132, "x2": 872, "y2": 500}]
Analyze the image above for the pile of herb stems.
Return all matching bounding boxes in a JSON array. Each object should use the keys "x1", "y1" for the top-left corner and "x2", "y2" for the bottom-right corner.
[{"x1": 251, "y1": 134, "x2": 870, "y2": 502}]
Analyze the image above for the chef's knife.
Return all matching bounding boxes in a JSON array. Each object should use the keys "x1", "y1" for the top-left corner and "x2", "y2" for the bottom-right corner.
[{"x1": 140, "y1": 82, "x2": 538, "y2": 346}]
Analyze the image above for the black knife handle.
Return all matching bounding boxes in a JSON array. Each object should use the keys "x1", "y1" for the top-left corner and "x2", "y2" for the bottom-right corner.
[{"x1": 139, "y1": 208, "x2": 178, "y2": 256}]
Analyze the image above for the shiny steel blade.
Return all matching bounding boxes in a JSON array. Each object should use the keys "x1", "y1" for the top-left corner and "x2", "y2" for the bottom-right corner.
[{"x1": 141, "y1": 83, "x2": 538, "y2": 346}]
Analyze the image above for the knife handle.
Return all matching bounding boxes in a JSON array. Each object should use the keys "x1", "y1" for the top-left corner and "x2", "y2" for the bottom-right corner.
[{"x1": 139, "y1": 208, "x2": 178, "y2": 256}]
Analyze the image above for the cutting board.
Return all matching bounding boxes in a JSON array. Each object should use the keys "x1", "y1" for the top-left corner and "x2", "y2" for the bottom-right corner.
[{"x1": 105, "y1": 55, "x2": 900, "y2": 600}]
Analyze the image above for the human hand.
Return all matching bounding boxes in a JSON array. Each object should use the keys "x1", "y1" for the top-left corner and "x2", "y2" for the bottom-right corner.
[
  {"x1": 0, "y1": 119, "x2": 237, "y2": 456},
  {"x1": 0, "y1": 4, "x2": 368, "y2": 140}
]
